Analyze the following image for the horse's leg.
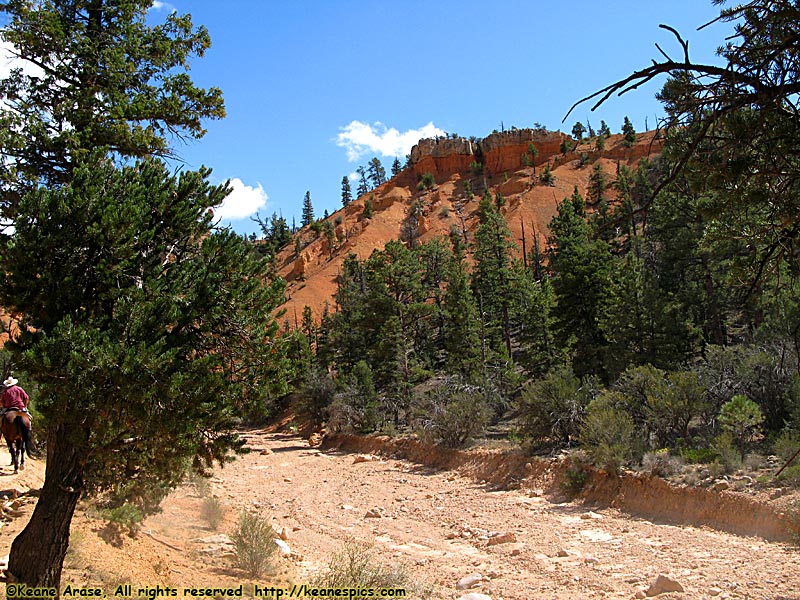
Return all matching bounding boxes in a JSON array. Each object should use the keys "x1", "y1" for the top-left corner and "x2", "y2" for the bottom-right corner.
[
  {"x1": 7, "y1": 440, "x2": 17, "y2": 473},
  {"x1": 17, "y1": 440, "x2": 24, "y2": 470}
]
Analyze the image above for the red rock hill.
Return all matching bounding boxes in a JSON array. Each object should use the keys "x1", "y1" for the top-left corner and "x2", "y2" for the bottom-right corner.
[{"x1": 275, "y1": 128, "x2": 662, "y2": 324}]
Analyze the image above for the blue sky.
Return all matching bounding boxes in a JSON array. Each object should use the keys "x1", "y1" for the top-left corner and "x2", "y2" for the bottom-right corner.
[{"x1": 5, "y1": 1, "x2": 731, "y2": 236}]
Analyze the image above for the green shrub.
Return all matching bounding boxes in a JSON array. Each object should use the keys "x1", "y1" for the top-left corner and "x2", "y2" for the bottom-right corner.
[
  {"x1": 711, "y1": 431, "x2": 743, "y2": 473},
  {"x1": 99, "y1": 504, "x2": 144, "y2": 536},
  {"x1": 300, "y1": 370, "x2": 337, "y2": 425},
  {"x1": 231, "y1": 511, "x2": 277, "y2": 578},
  {"x1": 411, "y1": 378, "x2": 491, "y2": 448},
  {"x1": 777, "y1": 464, "x2": 800, "y2": 487},
  {"x1": 326, "y1": 360, "x2": 380, "y2": 434},
  {"x1": 773, "y1": 428, "x2": 800, "y2": 462},
  {"x1": 579, "y1": 392, "x2": 635, "y2": 474},
  {"x1": 418, "y1": 172, "x2": 435, "y2": 190},
  {"x1": 719, "y1": 394, "x2": 765, "y2": 461},
  {"x1": 517, "y1": 366, "x2": 592, "y2": 450},
  {"x1": 313, "y1": 540, "x2": 424, "y2": 595},
  {"x1": 200, "y1": 497, "x2": 225, "y2": 530},
  {"x1": 679, "y1": 447, "x2": 718, "y2": 464},
  {"x1": 561, "y1": 454, "x2": 591, "y2": 497},
  {"x1": 647, "y1": 370, "x2": 708, "y2": 447},
  {"x1": 540, "y1": 164, "x2": 555, "y2": 186},
  {"x1": 641, "y1": 449, "x2": 683, "y2": 477}
]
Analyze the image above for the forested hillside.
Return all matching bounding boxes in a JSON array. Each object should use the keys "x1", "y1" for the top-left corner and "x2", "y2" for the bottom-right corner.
[{"x1": 256, "y1": 0, "x2": 800, "y2": 482}]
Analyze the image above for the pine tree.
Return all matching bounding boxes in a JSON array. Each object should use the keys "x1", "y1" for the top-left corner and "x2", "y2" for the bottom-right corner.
[
  {"x1": 472, "y1": 191, "x2": 517, "y2": 359},
  {"x1": 391, "y1": 157, "x2": 403, "y2": 177},
  {"x1": 527, "y1": 143, "x2": 539, "y2": 174},
  {"x1": 622, "y1": 116, "x2": 636, "y2": 146},
  {"x1": 368, "y1": 157, "x2": 387, "y2": 188},
  {"x1": 356, "y1": 166, "x2": 369, "y2": 197},
  {"x1": 341, "y1": 176, "x2": 352, "y2": 206},
  {"x1": 301, "y1": 191, "x2": 314, "y2": 227},
  {"x1": 0, "y1": 1, "x2": 241, "y2": 587},
  {"x1": 548, "y1": 187, "x2": 613, "y2": 379},
  {"x1": 1, "y1": 156, "x2": 288, "y2": 587},
  {"x1": 587, "y1": 163, "x2": 607, "y2": 205},
  {"x1": 510, "y1": 264, "x2": 557, "y2": 377},
  {"x1": 572, "y1": 122, "x2": 587, "y2": 141}
]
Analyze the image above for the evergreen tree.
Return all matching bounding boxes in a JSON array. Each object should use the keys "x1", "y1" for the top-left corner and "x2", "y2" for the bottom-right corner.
[
  {"x1": 569, "y1": 0, "x2": 800, "y2": 278},
  {"x1": 1, "y1": 156, "x2": 288, "y2": 587},
  {"x1": 301, "y1": 305, "x2": 316, "y2": 346},
  {"x1": 572, "y1": 121, "x2": 587, "y2": 141},
  {"x1": 595, "y1": 134, "x2": 606, "y2": 153},
  {"x1": 540, "y1": 164, "x2": 555, "y2": 186},
  {"x1": 621, "y1": 116, "x2": 636, "y2": 146},
  {"x1": 442, "y1": 233, "x2": 482, "y2": 377},
  {"x1": 587, "y1": 163, "x2": 607, "y2": 205},
  {"x1": 301, "y1": 191, "x2": 314, "y2": 227},
  {"x1": 368, "y1": 157, "x2": 387, "y2": 188},
  {"x1": 548, "y1": 187, "x2": 614, "y2": 379},
  {"x1": 341, "y1": 176, "x2": 353, "y2": 206},
  {"x1": 391, "y1": 157, "x2": 403, "y2": 177},
  {"x1": 598, "y1": 120, "x2": 611, "y2": 138},
  {"x1": 0, "y1": 1, "x2": 239, "y2": 587},
  {"x1": 472, "y1": 191, "x2": 517, "y2": 359},
  {"x1": 356, "y1": 166, "x2": 369, "y2": 197},
  {"x1": 599, "y1": 240, "x2": 697, "y2": 379},
  {"x1": 510, "y1": 265, "x2": 557, "y2": 377}
]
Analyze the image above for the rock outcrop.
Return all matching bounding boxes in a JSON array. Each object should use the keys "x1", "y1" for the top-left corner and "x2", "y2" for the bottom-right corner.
[{"x1": 409, "y1": 136, "x2": 478, "y2": 180}]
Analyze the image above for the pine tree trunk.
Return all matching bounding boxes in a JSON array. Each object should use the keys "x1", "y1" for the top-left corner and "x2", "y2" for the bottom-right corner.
[{"x1": 8, "y1": 424, "x2": 84, "y2": 590}]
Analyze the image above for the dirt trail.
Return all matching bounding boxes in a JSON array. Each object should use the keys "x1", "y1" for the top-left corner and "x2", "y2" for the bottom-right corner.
[
  {"x1": 199, "y1": 430, "x2": 800, "y2": 599},
  {"x1": 2, "y1": 430, "x2": 800, "y2": 599}
]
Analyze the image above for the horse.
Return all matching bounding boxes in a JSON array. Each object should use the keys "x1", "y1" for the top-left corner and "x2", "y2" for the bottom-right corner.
[{"x1": 0, "y1": 410, "x2": 34, "y2": 474}]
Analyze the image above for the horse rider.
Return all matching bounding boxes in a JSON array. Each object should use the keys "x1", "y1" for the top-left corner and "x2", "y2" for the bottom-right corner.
[{"x1": 1, "y1": 376, "x2": 31, "y2": 419}]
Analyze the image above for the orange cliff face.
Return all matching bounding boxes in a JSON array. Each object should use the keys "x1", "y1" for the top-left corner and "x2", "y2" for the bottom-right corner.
[{"x1": 274, "y1": 129, "x2": 663, "y2": 326}]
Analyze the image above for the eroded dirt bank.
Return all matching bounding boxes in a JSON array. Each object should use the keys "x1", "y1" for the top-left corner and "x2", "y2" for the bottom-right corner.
[{"x1": 322, "y1": 433, "x2": 796, "y2": 543}]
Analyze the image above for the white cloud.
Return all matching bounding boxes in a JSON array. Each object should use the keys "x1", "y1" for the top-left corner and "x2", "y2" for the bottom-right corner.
[
  {"x1": 0, "y1": 40, "x2": 45, "y2": 81},
  {"x1": 336, "y1": 120, "x2": 446, "y2": 162},
  {"x1": 213, "y1": 178, "x2": 268, "y2": 221},
  {"x1": 149, "y1": 1, "x2": 176, "y2": 12}
]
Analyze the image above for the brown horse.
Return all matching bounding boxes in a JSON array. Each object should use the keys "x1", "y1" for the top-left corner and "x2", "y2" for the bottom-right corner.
[{"x1": 1, "y1": 410, "x2": 33, "y2": 474}]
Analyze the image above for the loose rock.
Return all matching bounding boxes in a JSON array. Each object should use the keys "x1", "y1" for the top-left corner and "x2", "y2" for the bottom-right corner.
[
  {"x1": 456, "y1": 573, "x2": 485, "y2": 590},
  {"x1": 273, "y1": 538, "x2": 291, "y2": 556},
  {"x1": 487, "y1": 532, "x2": 517, "y2": 546},
  {"x1": 645, "y1": 574, "x2": 684, "y2": 596}
]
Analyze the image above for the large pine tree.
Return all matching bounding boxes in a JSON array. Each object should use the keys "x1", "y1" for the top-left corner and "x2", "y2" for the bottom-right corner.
[
  {"x1": 548, "y1": 187, "x2": 614, "y2": 379},
  {"x1": 2, "y1": 157, "x2": 288, "y2": 587},
  {"x1": 0, "y1": 1, "x2": 286, "y2": 587}
]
